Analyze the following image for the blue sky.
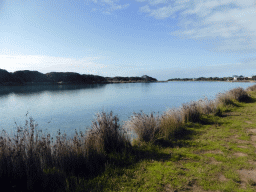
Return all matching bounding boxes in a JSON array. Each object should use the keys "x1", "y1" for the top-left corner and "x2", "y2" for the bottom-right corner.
[{"x1": 0, "y1": 0, "x2": 255, "y2": 80}]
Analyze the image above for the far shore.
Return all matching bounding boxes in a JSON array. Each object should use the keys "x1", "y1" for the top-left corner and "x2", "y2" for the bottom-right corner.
[{"x1": 168, "y1": 80, "x2": 256, "y2": 83}]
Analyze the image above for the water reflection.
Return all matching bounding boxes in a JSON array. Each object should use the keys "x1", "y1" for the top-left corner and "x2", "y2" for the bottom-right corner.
[
  {"x1": 0, "y1": 84, "x2": 107, "y2": 97},
  {"x1": 0, "y1": 81, "x2": 255, "y2": 137}
]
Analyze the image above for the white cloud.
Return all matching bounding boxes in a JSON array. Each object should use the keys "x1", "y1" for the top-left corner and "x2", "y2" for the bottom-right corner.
[
  {"x1": 137, "y1": 0, "x2": 256, "y2": 52},
  {"x1": 87, "y1": 0, "x2": 129, "y2": 13},
  {"x1": 140, "y1": 5, "x2": 151, "y2": 13}
]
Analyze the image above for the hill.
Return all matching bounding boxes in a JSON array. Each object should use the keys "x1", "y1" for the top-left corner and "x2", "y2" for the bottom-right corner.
[{"x1": 0, "y1": 69, "x2": 157, "y2": 86}]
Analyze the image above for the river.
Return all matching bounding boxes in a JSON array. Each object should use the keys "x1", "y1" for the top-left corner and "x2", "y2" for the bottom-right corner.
[{"x1": 0, "y1": 81, "x2": 254, "y2": 136}]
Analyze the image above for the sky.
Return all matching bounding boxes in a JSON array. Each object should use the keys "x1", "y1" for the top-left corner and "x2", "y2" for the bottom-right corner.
[{"x1": 0, "y1": 0, "x2": 256, "y2": 80}]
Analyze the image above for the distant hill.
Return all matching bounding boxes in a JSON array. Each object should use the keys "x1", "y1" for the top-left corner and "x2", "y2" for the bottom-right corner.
[
  {"x1": 0, "y1": 69, "x2": 21, "y2": 85},
  {"x1": 0, "y1": 69, "x2": 157, "y2": 86},
  {"x1": 13, "y1": 70, "x2": 52, "y2": 83},
  {"x1": 0, "y1": 69, "x2": 14, "y2": 82},
  {"x1": 46, "y1": 72, "x2": 107, "y2": 84},
  {"x1": 106, "y1": 75, "x2": 157, "y2": 83}
]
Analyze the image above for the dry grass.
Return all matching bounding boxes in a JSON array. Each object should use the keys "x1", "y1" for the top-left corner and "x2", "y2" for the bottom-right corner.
[
  {"x1": 180, "y1": 101, "x2": 202, "y2": 123},
  {"x1": 124, "y1": 112, "x2": 161, "y2": 143},
  {"x1": 0, "y1": 112, "x2": 131, "y2": 191},
  {"x1": 247, "y1": 84, "x2": 256, "y2": 92},
  {"x1": 160, "y1": 108, "x2": 184, "y2": 140},
  {"x1": 125, "y1": 87, "x2": 253, "y2": 144},
  {"x1": 217, "y1": 87, "x2": 250, "y2": 106}
]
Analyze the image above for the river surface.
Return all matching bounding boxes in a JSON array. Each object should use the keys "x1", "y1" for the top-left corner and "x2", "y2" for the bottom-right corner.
[{"x1": 0, "y1": 81, "x2": 255, "y2": 136}]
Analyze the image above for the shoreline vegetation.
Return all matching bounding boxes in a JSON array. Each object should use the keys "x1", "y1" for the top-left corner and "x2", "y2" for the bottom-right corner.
[
  {"x1": 0, "y1": 69, "x2": 157, "y2": 86},
  {"x1": 1, "y1": 84, "x2": 256, "y2": 191},
  {"x1": 1, "y1": 68, "x2": 254, "y2": 87},
  {"x1": 168, "y1": 76, "x2": 256, "y2": 82}
]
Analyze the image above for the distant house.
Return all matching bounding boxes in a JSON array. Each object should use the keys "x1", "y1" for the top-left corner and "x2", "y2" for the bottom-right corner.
[
  {"x1": 233, "y1": 75, "x2": 238, "y2": 81},
  {"x1": 141, "y1": 75, "x2": 148, "y2": 79}
]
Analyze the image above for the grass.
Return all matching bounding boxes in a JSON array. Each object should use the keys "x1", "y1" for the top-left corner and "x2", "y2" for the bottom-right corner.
[{"x1": 1, "y1": 85, "x2": 256, "y2": 191}]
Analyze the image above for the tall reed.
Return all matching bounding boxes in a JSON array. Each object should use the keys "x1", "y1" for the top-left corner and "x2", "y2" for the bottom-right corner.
[
  {"x1": 217, "y1": 87, "x2": 250, "y2": 106},
  {"x1": 124, "y1": 112, "x2": 161, "y2": 142},
  {"x1": 125, "y1": 86, "x2": 253, "y2": 143},
  {"x1": 160, "y1": 108, "x2": 184, "y2": 140},
  {"x1": 247, "y1": 84, "x2": 256, "y2": 92},
  {"x1": 0, "y1": 112, "x2": 131, "y2": 191}
]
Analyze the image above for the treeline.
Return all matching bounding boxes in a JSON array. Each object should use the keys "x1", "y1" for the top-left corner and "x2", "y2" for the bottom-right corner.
[
  {"x1": 106, "y1": 75, "x2": 157, "y2": 83},
  {"x1": 168, "y1": 76, "x2": 256, "y2": 81},
  {"x1": 0, "y1": 69, "x2": 157, "y2": 86}
]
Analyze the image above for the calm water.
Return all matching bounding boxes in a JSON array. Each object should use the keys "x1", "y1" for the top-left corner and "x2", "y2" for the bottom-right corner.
[{"x1": 0, "y1": 81, "x2": 255, "y2": 136}]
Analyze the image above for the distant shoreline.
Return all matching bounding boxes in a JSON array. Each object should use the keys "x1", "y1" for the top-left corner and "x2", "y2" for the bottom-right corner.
[
  {"x1": 0, "y1": 69, "x2": 158, "y2": 86},
  {"x1": 168, "y1": 80, "x2": 256, "y2": 83}
]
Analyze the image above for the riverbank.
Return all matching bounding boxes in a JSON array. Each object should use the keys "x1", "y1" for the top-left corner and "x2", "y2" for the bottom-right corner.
[
  {"x1": 1, "y1": 85, "x2": 256, "y2": 191},
  {"x1": 83, "y1": 85, "x2": 256, "y2": 191}
]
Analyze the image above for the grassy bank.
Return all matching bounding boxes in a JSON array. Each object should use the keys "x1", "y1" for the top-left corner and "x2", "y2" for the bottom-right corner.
[{"x1": 1, "y1": 84, "x2": 256, "y2": 191}]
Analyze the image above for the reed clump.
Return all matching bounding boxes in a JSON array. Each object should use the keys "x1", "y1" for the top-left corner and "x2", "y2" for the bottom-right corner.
[
  {"x1": 217, "y1": 87, "x2": 250, "y2": 106},
  {"x1": 126, "y1": 87, "x2": 253, "y2": 143},
  {"x1": 247, "y1": 84, "x2": 256, "y2": 92},
  {"x1": 124, "y1": 112, "x2": 161, "y2": 143},
  {"x1": 160, "y1": 109, "x2": 185, "y2": 140},
  {"x1": 0, "y1": 112, "x2": 131, "y2": 191}
]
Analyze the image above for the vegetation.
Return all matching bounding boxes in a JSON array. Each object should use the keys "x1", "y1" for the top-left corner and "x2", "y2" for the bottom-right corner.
[
  {"x1": 1, "y1": 84, "x2": 256, "y2": 191},
  {"x1": 0, "y1": 69, "x2": 157, "y2": 86},
  {"x1": 168, "y1": 76, "x2": 256, "y2": 81},
  {"x1": 106, "y1": 75, "x2": 157, "y2": 83}
]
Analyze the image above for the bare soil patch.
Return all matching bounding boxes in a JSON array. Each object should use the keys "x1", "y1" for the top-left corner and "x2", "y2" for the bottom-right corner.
[
  {"x1": 230, "y1": 135, "x2": 249, "y2": 144},
  {"x1": 251, "y1": 135, "x2": 256, "y2": 141},
  {"x1": 233, "y1": 152, "x2": 247, "y2": 157},
  {"x1": 247, "y1": 129, "x2": 256, "y2": 134},
  {"x1": 219, "y1": 174, "x2": 228, "y2": 182},
  {"x1": 238, "y1": 169, "x2": 256, "y2": 187},
  {"x1": 248, "y1": 160, "x2": 256, "y2": 166},
  {"x1": 205, "y1": 150, "x2": 224, "y2": 155},
  {"x1": 209, "y1": 157, "x2": 222, "y2": 165}
]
